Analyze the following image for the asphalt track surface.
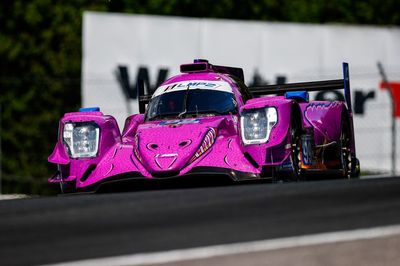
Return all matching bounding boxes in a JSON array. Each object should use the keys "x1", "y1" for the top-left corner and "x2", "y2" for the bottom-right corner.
[{"x1": 1, "y1": 177, "x2": 400, "y2": 266}]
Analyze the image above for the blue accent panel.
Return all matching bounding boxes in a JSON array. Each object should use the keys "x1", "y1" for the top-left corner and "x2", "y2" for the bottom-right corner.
[
  {"x1": 285, "y1": 91, "x2": 309, "y2": 102},
  {"x1": 79, "y1": 107, "x2": 100, "y2": 112}
]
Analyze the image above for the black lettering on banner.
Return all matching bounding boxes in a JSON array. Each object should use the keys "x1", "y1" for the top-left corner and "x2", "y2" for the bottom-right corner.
[
  {"x1": 354, "y1": 90, "x2": 375, "y2": 114},
  {"x1": 249, "y1": 70, "x2": 269, "y2": 87},
  {"x1": 249, "y1": 70, "x2": 287, "y2": 87},
  {"x1": 249, "y1": 71, "x2": 377, "y2": 116},
  {"x1": 116, "y1": 66, "x2": 377, "y2": 116},
  {"x1": 315, "y1": 90, "x2": 375, "y2": 115},
  {"x1": 315, "y1": 90, "x2": 346, "y2": 102},
  {"x1": 115, "y1": 65, "x2": 169, "y2": 99},
  {"x1": 116, "y1": 65, "x2": 135, "y2": 99},
  {"x1": 137, "y1": 67, "x2": 169, "y2": 96},
  {"x1": 276, "y1": 76, "x2": 286, "y2": 85}
]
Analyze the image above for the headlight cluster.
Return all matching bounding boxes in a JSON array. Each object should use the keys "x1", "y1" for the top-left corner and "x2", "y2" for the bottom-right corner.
[
  {"x1": 240, "y1": 107, "x2": 277, "y2": 145},
  {"x1": 63, "y1": 122, "x2": 100, "y2": 158}
]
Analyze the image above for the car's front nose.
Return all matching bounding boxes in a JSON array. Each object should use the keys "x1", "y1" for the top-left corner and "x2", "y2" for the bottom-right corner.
[{"x1": 135, "y1": 120, "x2": 210, "y2": 176}]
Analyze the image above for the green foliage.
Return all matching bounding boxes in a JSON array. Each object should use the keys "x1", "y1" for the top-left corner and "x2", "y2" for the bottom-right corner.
[
  {"x1": 0, "y1": 1, "x2": 105, "y2": 194},
  {"x1": 0, "y1": 0, "x2": 399, "y2": 194},
  {"x1": 107, "y1": 0, "x2": 400, "y2": 24}
]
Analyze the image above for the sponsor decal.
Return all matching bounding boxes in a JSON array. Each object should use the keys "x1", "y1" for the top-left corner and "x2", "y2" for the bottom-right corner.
[
  {"x1": 176, "y1": 82, "x2": 219, "y2": 88},
  {"x1": 159, "y1": 119, "x2": 200, "y2": 125},
  {"x1": 152, "y1": 80, "x2": 232, "y2": 98}
]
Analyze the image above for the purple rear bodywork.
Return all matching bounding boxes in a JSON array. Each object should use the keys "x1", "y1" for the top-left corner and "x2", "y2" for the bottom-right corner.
[{"x1": 49, "y1": 60, "x2": 359, "y2": 192}]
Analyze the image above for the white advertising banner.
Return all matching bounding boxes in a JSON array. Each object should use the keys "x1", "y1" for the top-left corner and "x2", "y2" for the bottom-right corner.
[{"x1": 82, "y1": 11, "x2": 400, "y2": 173}]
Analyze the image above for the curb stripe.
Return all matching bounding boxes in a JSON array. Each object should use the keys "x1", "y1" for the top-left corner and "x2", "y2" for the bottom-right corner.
[{"x1": 43, "y1": 224, "x2": 400, "y2": 266}]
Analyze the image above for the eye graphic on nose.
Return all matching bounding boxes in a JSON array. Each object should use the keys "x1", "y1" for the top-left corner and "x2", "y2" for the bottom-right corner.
[
  {"x1": 146, "y1": 143, "x2": 159, "y2": 150},
  {"x1": 179, "y1": 140, "x2": 192, "y2": 148}
]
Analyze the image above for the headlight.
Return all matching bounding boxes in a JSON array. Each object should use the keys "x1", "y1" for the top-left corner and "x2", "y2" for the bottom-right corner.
[
  {"x1": 240, "y1": 107, "x2": 277, "y2": 145},
  {"x1": 63, "y1": 122, "x2": 100, "y2": 158}
]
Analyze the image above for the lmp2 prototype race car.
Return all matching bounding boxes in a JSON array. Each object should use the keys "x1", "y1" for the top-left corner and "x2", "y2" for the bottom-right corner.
[{"x1": 49, "y1": 59, "x2": 360, "y2": 193}]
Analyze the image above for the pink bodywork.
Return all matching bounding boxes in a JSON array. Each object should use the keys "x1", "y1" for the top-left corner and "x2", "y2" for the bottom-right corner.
[{"x1": 48, "y1": 63, "x2": 350, "y2": 191}]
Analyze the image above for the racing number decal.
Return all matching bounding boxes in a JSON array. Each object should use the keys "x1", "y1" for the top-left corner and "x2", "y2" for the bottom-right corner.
[{"x1": 301, "y1": 135, "x2": 313, "y2": 166}]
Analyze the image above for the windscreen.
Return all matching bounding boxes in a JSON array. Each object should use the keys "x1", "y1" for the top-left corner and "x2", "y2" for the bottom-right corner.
[{"x1": 146, "y1": 89, "x2": 237, "y2": 121}]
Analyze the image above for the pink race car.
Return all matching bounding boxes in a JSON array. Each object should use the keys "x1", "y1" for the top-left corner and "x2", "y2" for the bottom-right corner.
[{"x1": 48, "y1": 59, "x2": 360, "y2": 193}]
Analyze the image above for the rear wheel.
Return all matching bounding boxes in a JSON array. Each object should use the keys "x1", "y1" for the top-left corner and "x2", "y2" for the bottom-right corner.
[
  {"x1": 289, "y1": 115, "x2": 303, "y2": 181},
  {"x1": 340, "y1": 119, "x2": 352, "y2": 179}
]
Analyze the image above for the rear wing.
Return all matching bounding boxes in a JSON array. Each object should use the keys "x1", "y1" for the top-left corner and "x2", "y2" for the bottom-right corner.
[
  {"x1": 138, "y1": 62, "x2": 352, "y2": 115},
  {"x1": 249, "y1": 63, "x2": 353, "y2": 114}
]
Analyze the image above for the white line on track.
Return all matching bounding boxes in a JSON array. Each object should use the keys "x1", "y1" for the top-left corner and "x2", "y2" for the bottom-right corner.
[
  {"x1": 43, "y1": 224, "x2": 400, "y2": 266},
  {"x1": 0, "y1": 194, "x2": 28, "y2": 200}
]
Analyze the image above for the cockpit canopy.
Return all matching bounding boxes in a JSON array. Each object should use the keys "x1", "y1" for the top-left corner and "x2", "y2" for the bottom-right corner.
[{"x1": 146, "y1": 88, "x2": 237, "y2": 121}]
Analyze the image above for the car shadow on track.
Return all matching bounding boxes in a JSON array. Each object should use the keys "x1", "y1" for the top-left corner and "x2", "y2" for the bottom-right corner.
[{"x1": 95, "y1": 175, "x2": 269, "y2": 194}]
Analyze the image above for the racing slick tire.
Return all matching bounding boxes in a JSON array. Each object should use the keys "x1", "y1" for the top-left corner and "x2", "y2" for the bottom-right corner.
[
  {"x1": 339, "y1": 115, "x2": 352, "y2": 179},
  {"x1": 59, "y1": 181, "x2": 76, "y2": 194},
  {"x1": 286, "y1": 110, "x2": 303, "y2": 181}
]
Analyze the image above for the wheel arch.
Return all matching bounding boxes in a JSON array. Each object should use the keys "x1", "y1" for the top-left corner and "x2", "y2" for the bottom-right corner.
[{"x1": 291, "y1": 102, "x2": 303, "y2": 132}]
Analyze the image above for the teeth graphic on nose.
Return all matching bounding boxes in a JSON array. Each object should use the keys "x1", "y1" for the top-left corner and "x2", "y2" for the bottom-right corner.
[{"x1": 155, "y1": 154, "x2": 178, "y2": 170}]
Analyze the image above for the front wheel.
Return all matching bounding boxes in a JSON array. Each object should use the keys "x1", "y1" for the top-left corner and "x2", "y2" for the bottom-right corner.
[
  {"x1": 288, "y1": 116, "x2": 303, "y2": 181},
  {"x1": 56, "y1": 166, "x2": 76, "y2": 194},
  {"x1": 59, "y1": 181, "x2": 76, "y2": 194}
]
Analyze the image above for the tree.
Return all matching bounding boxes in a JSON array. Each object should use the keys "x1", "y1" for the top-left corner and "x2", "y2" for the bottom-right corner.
[{"x1": 0, "y1": 1, "x2": 106, "y2": 194}]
